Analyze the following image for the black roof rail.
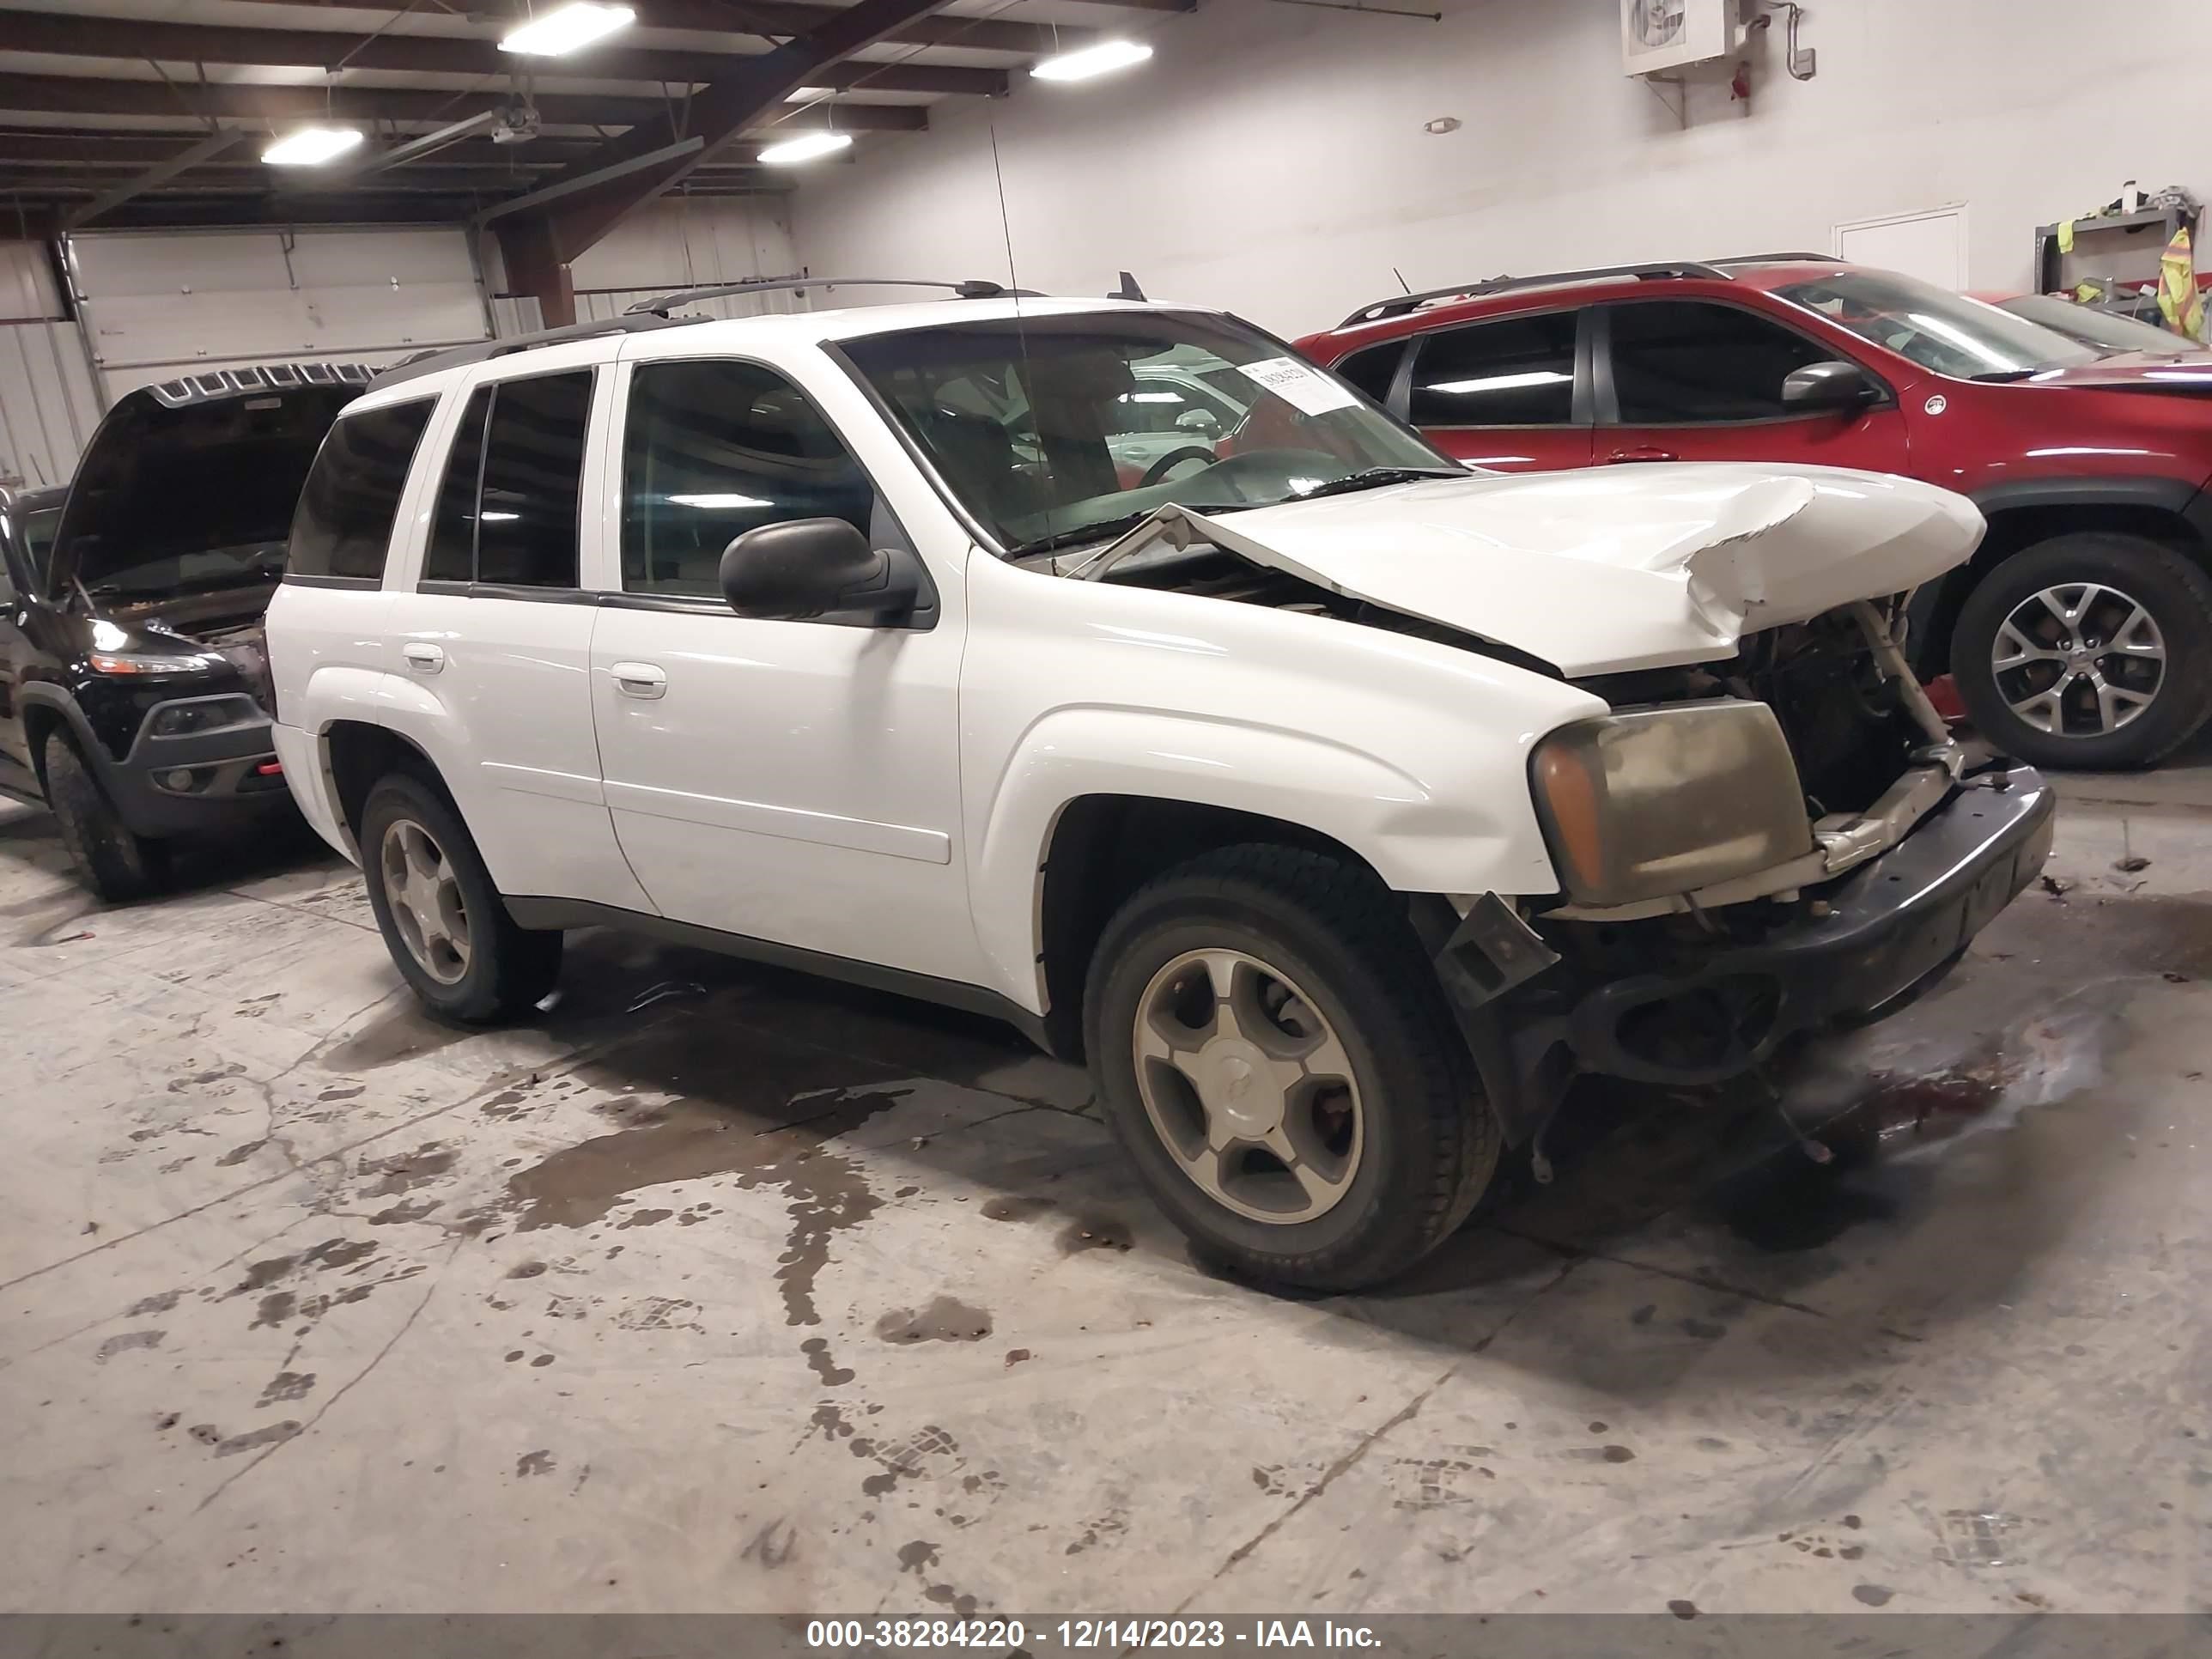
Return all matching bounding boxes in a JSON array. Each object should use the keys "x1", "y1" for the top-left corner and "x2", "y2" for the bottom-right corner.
[
  {"x1": 1337, "y1": 261, "x2": 1732, "y2": 328},
  {"x1": 623, "y1": 275, "x2": 1032, "y2": 316},
  {"x1": 1710, "y1": 250, "x2": 1836, "y2": 264},
  {"x1": 369, "y1": 313, "x2": 698, "y2": 392}
]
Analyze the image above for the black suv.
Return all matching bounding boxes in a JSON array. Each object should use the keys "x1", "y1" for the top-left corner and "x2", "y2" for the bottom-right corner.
[{"x1": 0, "y1": 364, "x2": 369, "y2": 899}]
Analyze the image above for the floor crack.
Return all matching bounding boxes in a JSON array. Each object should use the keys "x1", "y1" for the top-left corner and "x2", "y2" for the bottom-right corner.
[{"x1": 1170, "y1": 1255, "x2": 1581, "y2": 1612}]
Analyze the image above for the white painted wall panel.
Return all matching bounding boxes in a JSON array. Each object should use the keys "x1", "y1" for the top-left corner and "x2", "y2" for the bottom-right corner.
[
  {"x1": 793, "y1": 0, "x2": 2212, "y2": 334},
  {"x1": 69, "y1": 228, "x2": 490, "y2": 398},
  {"x1": 0, "y1": 320, "x2": 102, "y2": 489},
  {"x1": 0, "y1": 241, "x2": 60, "y2": 322}
]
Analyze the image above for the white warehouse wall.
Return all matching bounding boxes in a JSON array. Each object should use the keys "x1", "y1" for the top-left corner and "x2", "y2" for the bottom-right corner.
[{"x1": 792, "y1": 0, "x2": 2212, "y2": 335}]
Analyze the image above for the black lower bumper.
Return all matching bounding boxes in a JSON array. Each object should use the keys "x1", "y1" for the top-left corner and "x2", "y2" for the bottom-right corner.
[
  {"x1": 1446, "y1": 766, "x2": 2057, "y2": 1129},
  {"x1": 1565, "y1": 765, "x2": 2056, "y2": 1086},
  {"x1": 101, "y1": 706, "x2": 295, "y2": 839}
]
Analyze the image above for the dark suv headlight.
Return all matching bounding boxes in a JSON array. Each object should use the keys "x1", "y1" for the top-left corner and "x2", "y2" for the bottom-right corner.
[
  {"x1": 1529, "y1": 700, "x2": 1815, "y2": 907},
  {"x1": 146, "y1": 695, "x2": 262, "y2": 738}
]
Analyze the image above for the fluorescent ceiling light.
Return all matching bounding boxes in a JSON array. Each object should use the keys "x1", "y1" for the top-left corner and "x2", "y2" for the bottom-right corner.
[
  {"x1": 787, "y1": 88, "x2": 833, "y2": 102},
  {"x1": 1032, "y1": 39, "x2": 1153, "y2": 82},
  {"x1": 758, "y1": 131, "x2": 853, "y2": 165},
  {"x1": 667, "y1": 493, "x2": 770, "y2": 509},
  {"x1": 501, "y1": 2, "x2": 635, "y2": 57},
  {"x1": 261, "y1": 126, "x2": 364, "y2": 167}
]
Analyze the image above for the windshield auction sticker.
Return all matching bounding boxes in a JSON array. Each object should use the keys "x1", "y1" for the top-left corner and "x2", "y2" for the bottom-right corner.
[{"x1": 1237, "y1": 356, "x2": 1360, "y2": 416}]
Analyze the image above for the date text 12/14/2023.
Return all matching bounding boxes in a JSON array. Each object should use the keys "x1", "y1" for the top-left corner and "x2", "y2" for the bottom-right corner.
[{"x1": 805, "y1": 1619, "x2": 1384, "y2": 1650}]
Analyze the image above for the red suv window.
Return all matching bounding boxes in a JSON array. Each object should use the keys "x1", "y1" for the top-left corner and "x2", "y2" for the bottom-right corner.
[
  {"x1": 1407, "y1": 312, "x2": 1579, "y2": 427},
  {"x1": 1605, "y1": 301, "x2": 1830, "y2": 423}
]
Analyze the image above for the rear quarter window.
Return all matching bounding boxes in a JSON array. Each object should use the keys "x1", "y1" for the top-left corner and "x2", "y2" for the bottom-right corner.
[{"x1": 289, "y1": 398, "x2": 434, "y2": 582}]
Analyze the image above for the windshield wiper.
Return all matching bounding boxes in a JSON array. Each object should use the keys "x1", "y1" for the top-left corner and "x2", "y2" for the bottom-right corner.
[
  {"x1": 1967, "y1": 368, "x2": 2045, "y2": 383},
  {"x1": 1291, "y1": 466, "x2": 1465, "y2": 501}
]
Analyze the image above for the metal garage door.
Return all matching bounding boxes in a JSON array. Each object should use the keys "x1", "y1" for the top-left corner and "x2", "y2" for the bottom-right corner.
[{"x1": 68, "y1": 228, "x2": 493, "y2": 401}]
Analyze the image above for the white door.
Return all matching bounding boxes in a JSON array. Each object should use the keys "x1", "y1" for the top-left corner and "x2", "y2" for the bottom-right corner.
[
  {"x1": 381, "y1": 359, "x2": 647, "y2": 910},
  {"x1": 587, "y1": 353, "x2": 975, "y2": 983},
  {"x1": 1834, "y1": 206, "x2": 1968, "y2": 290}
]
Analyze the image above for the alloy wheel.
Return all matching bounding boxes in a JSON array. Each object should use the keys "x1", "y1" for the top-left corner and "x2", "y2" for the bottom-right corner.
[
  {"x1": 1991, "y1": 581, "x2": 2166, "y2": 738},
  {"x1": 1131, "y1": 946, "x2": 1364, "y2": 1224},
  {"x1": 379, "y1": 817, "x2": 471, "y2": 985}
]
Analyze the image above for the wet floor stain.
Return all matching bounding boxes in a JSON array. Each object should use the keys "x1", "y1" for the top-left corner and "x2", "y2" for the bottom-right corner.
[
  {"x1": 94, "y1": 1329, "x2": 163, "y2": 1364},
  {"x1": 875, "y1": 1296, "x2": 993, "y2": 1345},
  {"x1": 357, "y1": 1142, "x2": 455, "y2": 1197},
  {"x1": 214, "y1": 1421, "x2": 301, "y2": 1458},
  {"x1": 981, "y1": 1195, "x2": 1051, "y2": 1223},
  {"x1": 1851, "y1": 1584, "x2": 1895, "y2": 1607},
  {"x1": 802, "y1": 1336, "x2": 854, "y2": 1386},
  {"x1": 515, "y1": 1449, "x2": 555, "y2": 1477},
  {"x1": 257, "y1": 1370, "x2": 316, "y2": 1406}
]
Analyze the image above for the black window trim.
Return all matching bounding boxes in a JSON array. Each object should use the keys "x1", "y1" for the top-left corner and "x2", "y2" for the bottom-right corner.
[
  {"x1": 1402, "y1": 302, "x2": 1595, "y2": 432},
  {"x1": 613, "y1": 349, "x2": 939, "y2": 630},
  {"x1": 416, "y1": 363, "x2": 597, "y2": 597},
  {"x1": 1590, "y1": 295, "x2": 1896, "y2": 428},
  {"x1": 284, "y1": 392, "x2": 438, "y2": 587}
]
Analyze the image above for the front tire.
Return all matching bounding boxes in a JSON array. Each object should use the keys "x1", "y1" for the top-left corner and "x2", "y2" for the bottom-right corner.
[
  {"x1": 1084, "y1": 843, "x2": 1498, "y2": 1292},
  {"x1": 1952, "y1": 532, "x2": 2212, "y2": 769},
  {"x1": 42, "y1": 730, "x2": 167, "y2": 902},
  {"x1": 359, "y1": 774, "x2": 562, "y2": 1024}
]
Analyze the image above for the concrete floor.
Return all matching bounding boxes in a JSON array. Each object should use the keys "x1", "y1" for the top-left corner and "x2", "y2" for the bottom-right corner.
[{"x1": 0, "y1": 768, "x2": 2206, "y2": 1620}]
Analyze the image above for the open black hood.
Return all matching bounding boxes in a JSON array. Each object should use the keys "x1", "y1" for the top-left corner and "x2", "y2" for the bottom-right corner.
[{"x1": 48, "y1": 362, "x2": 373, "y2": 599}]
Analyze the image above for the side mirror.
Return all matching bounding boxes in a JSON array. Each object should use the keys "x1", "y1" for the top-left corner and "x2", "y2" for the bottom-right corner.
[
  {"x1": 1175, "y1": 407, "x2": 1221, "y2": 434},
  {"x1": 1782, "y1": 360, "x2": 1881, "y2": 412},
  {"x1": 719, "y1": 518, "x2": 919, "y2": 624}
]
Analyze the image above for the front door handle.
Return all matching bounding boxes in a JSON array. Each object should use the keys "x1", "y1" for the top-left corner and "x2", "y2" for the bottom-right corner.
[
  {"x1": 1605, "y1": 446, "x2": 1679, "y2": 464},
  {"x1": 611, "y1": 661, "x2": 667, "y2": 700},
  {"x1": 402, "y1": 641, "x2": 446, "y2": 673}
]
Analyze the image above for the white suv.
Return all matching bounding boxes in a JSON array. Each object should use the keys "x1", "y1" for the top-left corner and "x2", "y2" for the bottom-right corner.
[{"x1": 265, "y1": 283, "x2": 2055, "y2": 1290}]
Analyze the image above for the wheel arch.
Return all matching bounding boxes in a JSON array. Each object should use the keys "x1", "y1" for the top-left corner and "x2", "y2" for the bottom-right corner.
[
  {"x1": 321, "y1": 719, "x2": 459, "y2": 845},
  {"x1": 1910, "y1": 477, "x2": 2212, "y2": 676},
  {"x1": 1035, "y1": 793, "x2": 1393, "y2": 1061},
  {"x1": 18, "y1": 685, "x2": 104, "y2": 794}
]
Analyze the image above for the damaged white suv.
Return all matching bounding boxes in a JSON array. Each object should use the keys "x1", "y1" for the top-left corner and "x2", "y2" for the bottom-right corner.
[{"x1": 265, "y1": 284, "x2": 2055, "y2": 1290}]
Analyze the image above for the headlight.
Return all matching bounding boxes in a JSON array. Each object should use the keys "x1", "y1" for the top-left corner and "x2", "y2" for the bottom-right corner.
[
  {"x1": 147, "y1": 696, "x2": 261, "y2": 738},
  {"x1": 1530, "y1": 700, "x2": 1814, "y2": 907},
  {"x1": 88, "y1": 649, "x2": 223, "y2": 677}
]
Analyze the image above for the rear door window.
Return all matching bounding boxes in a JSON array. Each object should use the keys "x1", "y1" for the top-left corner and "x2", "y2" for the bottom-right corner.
[
  {"x1": 1332, "y1": 340, "x2": 1407, "y2": 406},
  {"x1": 418, "y1": 370, "x2": 592, "y2": 590},
  {"x1": 1408, "y1": 313, "x2": 1580, "y2": 427},
  {"x1": 289, "y1": 399, "x2": 434, "y2": 582},
  {"x1": 1605, "y1": 301, "x2": 1830, "y2": 422}
]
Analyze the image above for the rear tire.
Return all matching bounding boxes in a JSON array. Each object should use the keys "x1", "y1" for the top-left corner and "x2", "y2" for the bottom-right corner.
[
  {"x1": 1084, "y1": 843, "x2": 1498, "y2": 1291},
  {"x1": 1952, "y1": 532, "x2": 2212, "y2": 769},
  {"x1": 42, "y1": 730, "x2": 167, "y2": 902},
  {"x1": 359, "y1": 774, "x2": 562, "y2": 1024}
]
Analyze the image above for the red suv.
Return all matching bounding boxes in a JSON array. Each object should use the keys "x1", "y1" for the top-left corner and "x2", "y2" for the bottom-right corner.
[{"x1": 1296, "y1": 256, "x2": 2212, "y2": 769}]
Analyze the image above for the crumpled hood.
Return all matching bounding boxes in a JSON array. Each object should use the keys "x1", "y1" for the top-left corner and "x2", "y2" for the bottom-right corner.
[{"x1": 1164, "y1": 463, "x2": 1984, "y2": 676}]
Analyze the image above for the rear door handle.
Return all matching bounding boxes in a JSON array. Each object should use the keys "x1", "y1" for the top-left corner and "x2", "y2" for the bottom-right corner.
[
  {"x1": 402, "y1": 641, "x2": 446, "y2": 673},
  {"x1": 611, "y1": 661, "x2": 667, "y2": 700},
  {"x1": 1605, "y1": 446, "x2": 1679, "y2": 464}
]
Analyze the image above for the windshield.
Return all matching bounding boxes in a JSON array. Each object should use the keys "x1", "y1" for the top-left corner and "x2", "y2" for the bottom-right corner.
[
  {"x1": 1996, "y1": 293, "x2": 2199, "y2": 358},
  {"x1": 21, "y1": 504, "x2": 60, "y2": 569},
  {"x1": 1774, "y1": 270, "x2": 2101, "y2": 380},
  {"x1": 839, "y1": 311, "x2": 1455, "y2": 554}
]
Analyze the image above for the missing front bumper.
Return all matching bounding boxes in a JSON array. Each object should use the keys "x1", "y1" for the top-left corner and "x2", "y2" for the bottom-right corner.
[{"x1": 1440, "y1": 765, "x2": 2056, "y2": 1123}]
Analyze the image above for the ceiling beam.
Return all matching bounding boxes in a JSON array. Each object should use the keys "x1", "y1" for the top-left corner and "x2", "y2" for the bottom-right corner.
[
  {"x1": 0, "y1": 11, "x2": 1007, "y2": 98},
  {"x1": 0, "y1": 74, "x2": 927, "y2": 132},
  {"x1": 64, "y1": 125, "x2": 247, "y2": 229},
  {"x1": 212, "y1": 0, "x2": 1092, "y2": 60},
  {"x1": 528, "y1": 0, "x2": 947, "y2": 257}
]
